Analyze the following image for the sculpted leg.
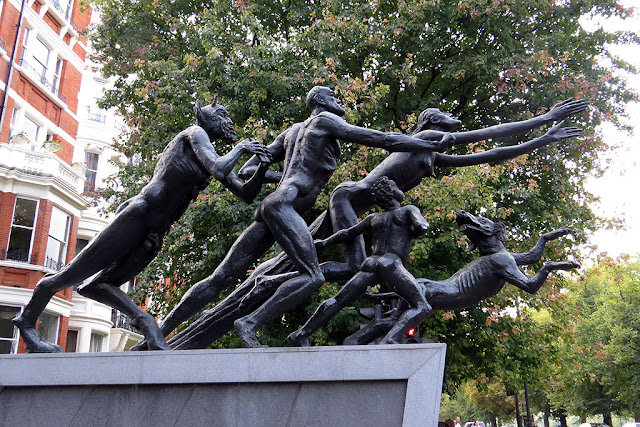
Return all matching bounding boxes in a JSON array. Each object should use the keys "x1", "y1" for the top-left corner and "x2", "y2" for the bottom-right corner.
[
  {"x1": 78, "y1": 240, "x2": 169, "y2": 350},
  {"x1": 234, "y1": 194, "x2": 325, "y2": 347},
  {"x1": 159, "y1": 221, "x2": 274, "y2": 337},
  {"x1": 328, "y1": 181, "x2": 372, "y2": 271},
  {"x1": 377, "y1": 255, "x2": 433, "y2": 344},
  {"x1": 14, "y1": 198, "x2": 153, "y2": 352},
  {"x1": 79, "y1": 281, "x2": 169, "y2": 350},
  {"x1": 288, "y1": 270, "x2": 377, "y2": 347}
]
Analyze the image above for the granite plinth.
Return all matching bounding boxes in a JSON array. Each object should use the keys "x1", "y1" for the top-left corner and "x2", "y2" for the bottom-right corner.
[{"x1": 0, "y1": 344, "x2": 446, "y2": 426}]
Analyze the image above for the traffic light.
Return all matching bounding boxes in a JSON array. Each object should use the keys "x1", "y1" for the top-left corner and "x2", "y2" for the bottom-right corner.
[{"x1": 401, "y1": 325, "x2": 424, "y2": 344}]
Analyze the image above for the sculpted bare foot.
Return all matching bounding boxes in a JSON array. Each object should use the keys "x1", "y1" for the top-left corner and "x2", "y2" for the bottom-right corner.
[
  {"x1": 234, "y1": 318, "x2": 267, "y2": 348},
  {"x1": 131, "y1": 314, "x2": 170, "y2": 351},
  {"x1": 13, "y1": 316, "x2": 62, "y2": 353},
  {"x1": 287, "y1": 330, "x2": 310, "y2": 347},
  {"x1": 129, "y1": 340, "x2": 148, "y2": 351}
]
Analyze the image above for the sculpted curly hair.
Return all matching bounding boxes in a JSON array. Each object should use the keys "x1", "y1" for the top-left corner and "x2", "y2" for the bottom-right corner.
[{"x1": 370, "y1": 176, "x2": 399, "y2": 209}]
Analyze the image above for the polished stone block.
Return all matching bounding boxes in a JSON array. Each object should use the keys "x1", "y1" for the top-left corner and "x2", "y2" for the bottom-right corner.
[{"x1": 0, "y1": 344, "x2": 445, "y2": 426}]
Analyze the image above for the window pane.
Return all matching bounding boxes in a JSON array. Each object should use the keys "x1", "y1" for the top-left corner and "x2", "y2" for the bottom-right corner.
[
  {"x1": 75, "y1": 238, "x2": 89, "y2": 257},
  {"x1": 37, "y1": 312, "x2": 59, "y2": 344},
  {"x1": 12, "y1": 198, "x2": 37, "y2": 227},
  {"x1": 49, "y1": 207, "x2": 70, "y2": 242},
  {"x1": 89, "y1": 332, "x2": 104, "y2": 352},
  {"x1": 84, "y1": 152, "x2": 99, "y2": 170},
  {"x1": 45, "y1": 236, "x2": 64, "y2": 268},
  {"x1": 22, "y1": 116, "x2": 40, "y2": 142},
  {"x1": 65, "y1": 330, "x2": 78, "y2": 353},
  {"x1": 0, "y1": 341, "x2": 14, "y2": 354},
  {"x1": 0, "y1": 306, "x2": 20, "y2": 339},
  {"x1": 32, "y1": 38, "x2": 50, "y2": 71},
  {"x1": 7, "y1": 227, "x2": 33, "y2": 261}
]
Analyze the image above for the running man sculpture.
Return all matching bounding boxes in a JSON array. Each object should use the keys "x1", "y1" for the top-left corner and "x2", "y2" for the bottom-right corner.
[{"x1": 13, "y1": 100, "x2": 271, "y2": 352}]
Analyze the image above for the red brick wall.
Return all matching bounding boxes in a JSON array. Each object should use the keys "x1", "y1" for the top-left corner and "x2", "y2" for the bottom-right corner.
[
  {"x1": 72, "y1": 42, "x2": 86, "y2": 62},
  {"x1": 58, "y1": 315, "x2": 69, "y2": 349},
  {"x1": 0, "y1": 1, "x2": 20, "y2": 54},
  {"x1": 59, "y1": 60, "x2": 82, "y2": 114},
  {"x1": 54, "y1": 135, "x2": 74, "y2": 164},
  {"x1": 31, "y1": 1, "x2": 40, "y2": 14},
  {"x1": 0, "y1": 191, "x2": 16, "y2": 252},
  {"x1": 43, "y1": 12, "x2": 61, "y2": 35},
  {"x1": 71, "y1": 2, "x2": 92, "y2": 44}
]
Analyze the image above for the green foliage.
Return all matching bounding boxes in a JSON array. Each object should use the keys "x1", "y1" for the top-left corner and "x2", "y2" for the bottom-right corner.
[
  {"x1": 547, "y1": 256, "x2": 640, "y2": 418},
  {"x1": 90, "y1": 0, "x2": 638, "y2": 392}
]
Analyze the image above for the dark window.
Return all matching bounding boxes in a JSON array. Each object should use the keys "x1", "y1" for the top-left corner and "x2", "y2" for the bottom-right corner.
[{"x1": 7, "y1": 198, "x2": 38, "y2": 262}]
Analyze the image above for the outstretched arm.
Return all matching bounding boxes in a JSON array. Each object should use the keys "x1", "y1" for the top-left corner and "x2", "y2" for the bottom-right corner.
[
  {"x1": 512, "y1": 228, "x2": 573, "y2": 265},
  {"x1": 315, "y1": 215, "x2": 374, "y2": 250},
  {"x1": 320, "y1": 112, "x2": 454, "y2": 153},
  {"x1": 188, "y1": 126, "x2": 270, "y2": 180},
  {"x1": 188, "y1": 127, "x2": 272, "y2": 203},
  {"x1": 238, "y1": 131, "x2": 287, "y2": 183},
  {"x1": 433, "y1": 122, "x2": 582, "y2": 167},
  {"x1": 451, "y1": 99, "x2": 588, "y2": 145}
]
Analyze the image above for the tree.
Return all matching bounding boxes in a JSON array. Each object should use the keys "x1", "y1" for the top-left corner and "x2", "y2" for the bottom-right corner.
[
  {"x1": 550, "y1": 256, "x2": 640, "y2": 422},
  {"x1": 89, "y1": 0, "x2": 639, "y2": 391}
]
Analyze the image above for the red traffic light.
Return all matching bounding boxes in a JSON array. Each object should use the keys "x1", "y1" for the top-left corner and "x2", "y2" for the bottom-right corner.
[{"x1": 407, "y1": 328, "x2": 416, "y2": 337}]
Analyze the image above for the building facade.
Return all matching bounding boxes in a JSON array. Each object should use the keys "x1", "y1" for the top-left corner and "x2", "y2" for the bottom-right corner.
[{"x1": 0, "y1": 0, "x2": 140, "y2": 354}]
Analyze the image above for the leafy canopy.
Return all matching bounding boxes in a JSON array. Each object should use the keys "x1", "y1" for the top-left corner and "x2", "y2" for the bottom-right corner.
[{"x1": 90, "y1": 0, "x2": 638, "y2": 391}]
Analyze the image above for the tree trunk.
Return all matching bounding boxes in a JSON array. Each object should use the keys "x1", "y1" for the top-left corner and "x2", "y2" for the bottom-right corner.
[
  {"x1": 603, "y1": 413, "x2": 613, "y2": 426},
  {"x1": 543, "y1": 403, "x2": 550, "y2": 427},
  {"x1": 559, "y1": 414, "x2": 568, "y2": 427}
]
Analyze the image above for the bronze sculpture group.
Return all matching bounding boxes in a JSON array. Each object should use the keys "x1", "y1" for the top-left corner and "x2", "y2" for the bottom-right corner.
[{"x1": 13, "y1": 86, "x2": 586, "y2": 353}]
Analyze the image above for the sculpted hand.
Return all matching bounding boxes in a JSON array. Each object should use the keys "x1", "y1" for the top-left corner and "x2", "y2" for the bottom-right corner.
[
  {"x1": 545, "y1": 121, "x2": 582, "y2": 141},
  {"x1": 436, "y1": 132, "x2": 456, "y2": 152},
  {"x1": 545, "y1": 98, "x2": 589, "y2": 121},
  {"x1": 240, "y1": 139, "x2": 272, "y2": 163}
]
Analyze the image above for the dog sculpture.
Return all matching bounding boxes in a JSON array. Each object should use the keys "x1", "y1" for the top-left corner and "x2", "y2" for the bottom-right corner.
[{"x1": 342, "y1": 210, "x2": 580, "y2": 345}]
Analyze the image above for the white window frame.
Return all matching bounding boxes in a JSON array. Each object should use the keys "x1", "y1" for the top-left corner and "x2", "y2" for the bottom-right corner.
[
  {"x1": 89, "y1": 331, "x2": 105, "y2": 352},
  {"x1": 0, "y1": 305, "x2": 22, "y2": 355},
  {"x1": 84, "y1": 151, "x2": 100, "y2": 188},
  {"x1": 45, "y1": 206, "x2": 71, "y2": 270},
  {"x1": 8, "y1": 107, "x2": 20, "y2": 138},
  {"x1": 37, "y1": 311, "x2": 60, "y2": 346},
  {"x1": 52, "y1": 57, "x2": 63, "y2": 91},
  {"x1": 7, "y1": 196, "x2": 39, "y2": 263},
  {"x1": 31, "y1": 38, "x2": 51, "y2": 83},
  {"x1": 64, "y1": 0, "x2": 74, "y2": 20}
]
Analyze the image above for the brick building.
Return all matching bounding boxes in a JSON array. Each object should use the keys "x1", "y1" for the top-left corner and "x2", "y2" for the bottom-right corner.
[{"x1": 0, "y1": 0, "x2": 140, "y2": 354}]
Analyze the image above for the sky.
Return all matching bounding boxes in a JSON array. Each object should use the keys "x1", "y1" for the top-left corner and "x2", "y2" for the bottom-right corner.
[{"x1": 582, "y1": 3, "x2": 640, "y2": 259}]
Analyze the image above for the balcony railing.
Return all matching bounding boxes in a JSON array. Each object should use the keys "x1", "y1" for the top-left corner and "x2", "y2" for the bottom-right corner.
[
  {"x1": 44, "y1": 256, "x2": 65, "y2": 271},
  {"x1": 0, "y1": 143, "x2": 85, "y2": 194},
  {"x1": 88, "y1": 112, "x2": 107, "y2": 123},
  {"x1": 0, "y1": 248, "x2": 39, "y2": 265},
  {"x1": 48, "y1": 0, "x2": 71, "y2": 20},
  {"x1": 111, "y1": 310, "x2": 136, "y2": 332},
  {"x1": 18, "y1": 59, "x2": 67, "y2": 104}
]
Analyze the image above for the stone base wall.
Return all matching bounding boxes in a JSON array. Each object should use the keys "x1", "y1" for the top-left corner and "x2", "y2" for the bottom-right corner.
[{"x1": 0, "y1": 344, "x2": 446, "y2": 426}]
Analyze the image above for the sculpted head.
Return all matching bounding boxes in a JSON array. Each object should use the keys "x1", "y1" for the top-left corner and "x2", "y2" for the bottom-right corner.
[
  {"x1": 413, "y1": 108, "x2": 462, "y2": 134},
  {"x1": 456, "y1": 210, "x2": 507, "y2": 251},
  {"x1": 306, "y1": 86, "x2": 346, "y2": 116},
  {"x1": 371, "y1": 176, "x2": 404, "y2": 210},
  {"x1": 195, "y1": 98, "x2": 237, "y2": 144}
]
